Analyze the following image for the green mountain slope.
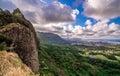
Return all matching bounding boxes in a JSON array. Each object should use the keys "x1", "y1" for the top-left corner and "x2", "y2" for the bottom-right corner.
[
  {"x1": 38, "y1": 48, "x2": 68, "y2": 76},
  {"x1": 38, "y1": 32, "x2": 120, "y2": 76},
  {"x1": 37, "y1": 32, "x2": 69, "y2": 44}
]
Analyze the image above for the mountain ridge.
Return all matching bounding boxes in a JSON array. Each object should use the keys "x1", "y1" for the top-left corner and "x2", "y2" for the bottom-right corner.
[
  {"x1": 37, "y1": 32, "x2": 69, "y2": 44},
  {"x1": 0, "y1": 8, "x2": 39, "y2": 74}
]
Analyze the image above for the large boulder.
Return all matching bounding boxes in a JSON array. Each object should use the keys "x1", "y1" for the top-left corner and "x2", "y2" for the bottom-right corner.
[{"x1": 0, "y1": 23, "x2": 39, "y2": 73}]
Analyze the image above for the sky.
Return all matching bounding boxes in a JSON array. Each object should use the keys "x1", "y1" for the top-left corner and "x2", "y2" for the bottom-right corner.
[{"x1": 0, "y1": 0, "x2": 120, "y2": 39}]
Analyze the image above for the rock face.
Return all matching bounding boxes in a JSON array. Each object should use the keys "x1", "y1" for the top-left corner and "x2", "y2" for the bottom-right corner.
[
  {"x1": 0, "y1": 23, "x2": 39, "y2": 73},
  {"x1": 0, "y1": 51, "x2": 39, "y2": 76}
]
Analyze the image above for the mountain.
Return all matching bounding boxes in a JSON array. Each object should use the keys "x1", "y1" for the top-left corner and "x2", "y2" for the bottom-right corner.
[
  {"x1": 68, "y1": 38, "x2": 120, "y2": 46},
  {"x1": 0, "y1": 8, "x2": 39, "y2": 74},
  {"x1": 37, "y1": 32, "x2": 69, "y2": 44}
]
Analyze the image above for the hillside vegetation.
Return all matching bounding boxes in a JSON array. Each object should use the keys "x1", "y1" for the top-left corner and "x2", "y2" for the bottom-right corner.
[
  {"x1": 38, "y1": 32, "x2": 120, "y2": 76},
  {"x1": 37, "y1": 32, "x2": 69, "y2": 44}
]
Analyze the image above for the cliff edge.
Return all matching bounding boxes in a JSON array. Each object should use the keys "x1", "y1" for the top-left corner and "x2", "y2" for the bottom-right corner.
[{"x1": 0, "y1": 8, "x2": 39, "y2": 73}]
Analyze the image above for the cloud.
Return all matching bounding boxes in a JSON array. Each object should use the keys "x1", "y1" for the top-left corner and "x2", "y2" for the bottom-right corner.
[
  {"x1": 34, "y1": 23, "x2": 65, "y2": 34},
  {"x1": 73, "y1": 0, "x2": 85, "y2": 7},
  {"x1": 8, "y1": 0, "x2": 81, "y2": 38},
  {"x1": 85, "y1": 20, "x2": 92, "y2": 25},
  {"x1": 42, "y1": 1, "x2": 79, "y2": 24},
  {"x1": 52, "y1": 20, "x2": 120, "y2": 39},
  {"x1": 22, "y1": 19, "x2": 120, "y2": 39},
  {"x1": 0, "y1": 0, "x2": 16, "y2": 11},
  {"x1": 0, "y1": 0, "x2": 80, "y2": 38},
  {"x1": 83, "y1": 0, "x2": 120, "y2": 20},
  {"x1": 8, "y1": 0, "x2": 79, "y2": 24}
]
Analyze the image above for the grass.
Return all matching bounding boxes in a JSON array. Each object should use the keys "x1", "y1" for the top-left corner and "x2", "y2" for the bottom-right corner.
[
  {"x1": 96, "y1": 55, "x2": 109, "y2": 61},
  {"x1": 115, "y1": 56, "x2": 120, "y2": 61},
  {"x1": 0, "y1": 51, "x2": 39, "y2": 76}
]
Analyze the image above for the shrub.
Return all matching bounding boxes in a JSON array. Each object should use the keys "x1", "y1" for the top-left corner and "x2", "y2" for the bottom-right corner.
[{"x1": 0, "y1": 44, "x2": 3, "y2": 51}]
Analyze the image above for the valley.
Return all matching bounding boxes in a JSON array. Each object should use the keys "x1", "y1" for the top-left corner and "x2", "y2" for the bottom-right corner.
[{"x1": 38, "y1": 32, "x2": 120, "y2": 76}]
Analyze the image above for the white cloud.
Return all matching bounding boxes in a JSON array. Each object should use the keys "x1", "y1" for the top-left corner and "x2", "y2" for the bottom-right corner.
[
  {"x1": 85, "y1": 20, "x2": 92, "y2": 25},
  {"x1": 0, "y1": 0, "x2": 80, "y2": 38},
  {"x1": 34, "y1": 19, "x2": 120, "y2": 39},
  {"x1": 52, "y1": 20, "x2": 120, "y2": 39},
  {"x1": 8, "y1": 0, "x2": 79, "y2": 24},
  {"x1": 34, "y1": 23, "x2": 65, "y2": 35},
  {"x1": 92, "y1": 20, "x2": 109, "y2": 32},
  {"x1": 83, "y1": 0, "x2": 120, "y2": 20}
]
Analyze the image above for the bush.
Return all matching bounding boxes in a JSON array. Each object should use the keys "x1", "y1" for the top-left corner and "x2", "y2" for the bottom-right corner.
[
  {"x1": 0, "y1": 35, "x2": 13, "y2": 46},
  {"x1": 0, "y1": 44, "x2": 3, "y2": 51}
]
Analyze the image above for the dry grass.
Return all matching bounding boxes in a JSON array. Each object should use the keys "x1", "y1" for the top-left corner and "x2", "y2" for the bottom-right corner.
[{"x1": 0, "y1": 51, "x2": 39, "y2": 76}]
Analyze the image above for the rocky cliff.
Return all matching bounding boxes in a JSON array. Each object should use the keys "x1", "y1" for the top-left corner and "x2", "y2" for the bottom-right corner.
[{"x1": 0, "y1": 8, "x2": 39, "y2": 74}]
